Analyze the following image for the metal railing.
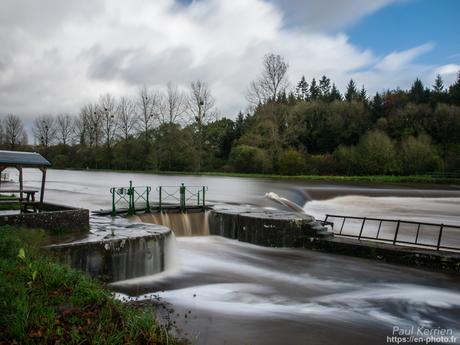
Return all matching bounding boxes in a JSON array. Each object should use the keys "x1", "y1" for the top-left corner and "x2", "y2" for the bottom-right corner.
[
  {"x1": 157, "y1": 183, "x2": 208, "y2": 212},
  {"x1": 323, "y1": 214, "x2": 460, "y2": 252},
  {"x1": 110, "y1": 181, "x2": 151, "y2": 216}
]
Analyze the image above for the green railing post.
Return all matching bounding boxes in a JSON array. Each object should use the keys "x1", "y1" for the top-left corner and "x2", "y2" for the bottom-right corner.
[
  {"x1": 197, "y1": 190, "x2": 200, "y2": 206},
  {"x1": 111, "y1": 188, "x2": 116, "y2": 217},
  {"x1": 202, "y1": 186, "x2": 206, "y2": 210},
  {"x1": 145, "y1": 187, "x2": 151, "y2": 213},
  {"x1": 158, "y1": 186, "x2": 163, "y2": 212},
  {"x1": 128, "y1": 180, "x2": 135, "y2": 215},
  {"x1": 180, "y1": 183, "x2": 186, "y2": 213}
]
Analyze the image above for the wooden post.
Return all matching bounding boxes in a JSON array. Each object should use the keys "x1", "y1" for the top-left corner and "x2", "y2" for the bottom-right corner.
[
  {"x1": 40, "y1": 167, "x2": 47, "y2": 210},
  {"x1": 17, "y1": 167, "x2": 23, "y2": 200},
  {"x1": 0, "y1": 166, "x2": 4, "y2": 190}
]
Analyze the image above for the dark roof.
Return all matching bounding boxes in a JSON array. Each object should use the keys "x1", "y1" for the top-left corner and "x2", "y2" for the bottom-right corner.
[{"x1": 0, "y1": 150, "x2": 51, "y2": 167}]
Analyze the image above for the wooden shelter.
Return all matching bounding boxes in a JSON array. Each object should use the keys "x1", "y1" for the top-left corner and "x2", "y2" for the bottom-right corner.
[{"x1": 0, "y1": 150, "x2": 51, "y2": 211}]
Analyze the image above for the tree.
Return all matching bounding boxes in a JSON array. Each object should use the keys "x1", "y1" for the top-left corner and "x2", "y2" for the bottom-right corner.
[
  {"x1": 99, "y1": 93, "x2": 117, "y2": 149},
  {"x1": 295, "y1": 76, "x2": 309, "y2": 101},
  {"x1": 358, "y1": 85, "x2": 367, "y2": 103},
  {"x1": 56, "y1": 113, "x2": 74, "y2": 145},
  {"x1": 247, "y1": 53, "x2": 289, "y2": 105},
  {"x1": 160, "y1": 82, "x2": 187, "y2": 125},
  {"x1": 277, "y1": 149, "x2": 306, "y2": 175},
  {"x1": 345, "y1": 79, "x2": 358, "y2": 102},
  {"x1": 401, "y1": 135, "x2": 440, "y2": 174},
  {"x1": 187, "y1": 80, "x2": 216, "y2": 171},
  {"x1": 409, "y1": 78, "x2": 428, "y2": 103},
  {"x1": 33, "y1": 115, "x2": 56, "y2": 156},
  {"x1": 117, "y1": 96, "x2": 138, "y2": 169},
  {"x1": 371, "y1": 92, "x2": 384, "y2": 122},
  {"x1": 329, "y1": 84, "x2": 342, "y2": 101},
  {"x1": 432, "y1": 74, "x2": 444, "y2": 92},
  {"x1": 309, "y1": 78, "x2": 320, "y2": 100},
  {"x1": 319, "y1": 75, "x2": 331, "y2": 100},
  {"x1": 229, "y1": 145, "x2": 272, "y2": 173},
  {"x1": 3, "y1": 114, "x2": 27, "y2": 150},
  {"x1": 136, "y1": 86, "x2": 160, "y2": 145},
  {"x1": 448, "y1": 71, "x2": 460, "y2": 105}
]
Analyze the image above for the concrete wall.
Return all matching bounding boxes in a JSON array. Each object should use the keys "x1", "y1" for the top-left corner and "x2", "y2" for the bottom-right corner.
[
  {"x1": 0, "y1": 203, "x2": 89, "y2": 232},
  {"x1": 209, "y1": 206, "x2": 330, "y2": 247}
]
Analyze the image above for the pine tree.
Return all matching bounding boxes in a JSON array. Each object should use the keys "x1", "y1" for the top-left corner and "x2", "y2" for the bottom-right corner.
[
  {"x1": 448, "y1": 71, "x2": 460, "y2": 105},
  {"x1": 371, "y1": 92, "x2": 384, "y2": 122},
  {"x1": 345, "y1": 79, "x2": 358, "y2": 102},
  {"x1": 319, "y1": 75, "x2": 331, "y2": 99},
  {"x1": 409, "y1": 78, "x2": 427, "y2": 103},
  {"x1": 295, "y1": 76, "x2": 309, "y2": 101},
  {"x1": 433, "y1": 74, "x2": 444, "y2": 92},
  {"x1": 309, "y1": 78, "x2": 320, "y2": 100},
  {"x1": 358, "y1": 85, "x2": 367, "y2": 103},
  {"x1": 330, "y1": 83, "x2": 342, "y2": 101}
]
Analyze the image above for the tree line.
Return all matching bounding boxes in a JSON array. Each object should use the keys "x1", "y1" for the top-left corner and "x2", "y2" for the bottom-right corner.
[{"x1": 1, "y1": 53, "x2": 460, "y2": 176}]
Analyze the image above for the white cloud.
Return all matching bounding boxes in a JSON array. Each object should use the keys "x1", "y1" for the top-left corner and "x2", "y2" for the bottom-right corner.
[{"x1": 0, "y1": 0, "x2": 457, "y2": 130}]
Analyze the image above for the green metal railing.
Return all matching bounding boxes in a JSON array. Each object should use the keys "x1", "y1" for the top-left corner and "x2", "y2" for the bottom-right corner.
[
  {"x1": 157, "y1": 183, "x2": 208, "y2": 212},
  {"x1": 110, "y1": 181, "x2": 151, "y2": 216}
]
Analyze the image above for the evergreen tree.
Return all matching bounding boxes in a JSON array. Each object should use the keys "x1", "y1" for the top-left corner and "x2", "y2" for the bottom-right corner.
[
  {"x1": 319, "y1": 75, "x2": 331, "y2": 99},
  {"x1": 371, "y1": 92, "x2": 384, "y2": 122},
  {"x1": 295, "y1": 76, "x2": 309, "y2": 101},
  {"x1": 449, "y1": 71, "x2": 460, "y2": 105},
  {"x1": 330, "y1": 83, "x2": 342, "y2": 101},
  {"x1": 409, "y1": 78, "x2": 428, "y2": 103},
  {"x1": 345, "y1": 79, "x2": 358, "y2": 102},
  {"x1": 309, "y1": 78, "x2": 320, "y2": 100},
  {"x1": 433, "y1": 74, "x2": 444, "y2": 92},
  {"x1": 358, "y1": 85, "x2": 367, "y2": 103}
]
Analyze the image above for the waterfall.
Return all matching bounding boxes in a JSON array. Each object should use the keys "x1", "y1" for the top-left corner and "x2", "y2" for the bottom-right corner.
[{"x1": 265, "y1": 192, "x2": 305, "y2": 213}]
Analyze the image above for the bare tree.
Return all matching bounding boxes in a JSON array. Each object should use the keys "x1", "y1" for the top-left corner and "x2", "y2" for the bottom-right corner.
[
  {"x1": 247, "y1": 53, "x2": 289, "y2": 105},
  {"x1": 187, "y1": 80, "x2": 216, "y2": 126},
  {"x1": 99, "y1": 93, "x2": 117, "y2": 149},
  {"x1": 160, "y1": 82, "x2": 187, "y2": 125},
  {"x1": 136, "y1": 86, "x2": 160, "y2": 143},
  {"x1": 117, "y1": 96, "x2": 138, "y2": 142},
  {"x1": 3, "y1": 114, "x2": 27, "y2": 149},
  {"x1": 32, "y1": 115, "x2": 56, "y2": 154},
  {"x1": 0, "y1": 120, "x2": 4, "y2": 146},
  {"x1": 56, "y1": 113, "x2": 75, "y2": 145}
]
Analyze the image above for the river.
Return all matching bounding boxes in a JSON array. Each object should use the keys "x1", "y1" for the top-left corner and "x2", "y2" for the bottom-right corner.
[{"x1": 8, "y1": 168, "x2": 460, "y2": 344}]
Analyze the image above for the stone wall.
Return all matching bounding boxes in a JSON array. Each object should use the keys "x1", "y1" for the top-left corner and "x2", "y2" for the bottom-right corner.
[
  {"x1": 0, "y1": 203, "x2": 89, "y2": 232},
  {"x1": 209, "y1": 205, "x2": 331, "y2": 247}
]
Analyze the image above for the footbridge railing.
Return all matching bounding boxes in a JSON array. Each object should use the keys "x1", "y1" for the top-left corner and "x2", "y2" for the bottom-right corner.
[
  {"x1": 157, "y1": 184, "x2": 208, "y2": 212},
  {"x1": 109, "y1": 182, "x2": 208, "y2": 216},
  {"x1": 322, "y1": 214, "x2": 460, "y2": 252},
  {"x1": 110, "y1": 181, "x2": 151, "y2": 216}
]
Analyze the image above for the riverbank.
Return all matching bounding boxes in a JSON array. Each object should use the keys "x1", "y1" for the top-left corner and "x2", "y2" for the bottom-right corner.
[
  {"x1": 57, "y1": 168, "x2": 460, "y2": 186},
  {"x1": 0, "y1": 227, "x2": 184, "y2": 345}
]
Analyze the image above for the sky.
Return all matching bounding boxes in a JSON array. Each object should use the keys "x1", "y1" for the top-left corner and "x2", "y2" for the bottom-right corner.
[{"x1": 0, "y1": 0, "x2": 459, "y2": 128}]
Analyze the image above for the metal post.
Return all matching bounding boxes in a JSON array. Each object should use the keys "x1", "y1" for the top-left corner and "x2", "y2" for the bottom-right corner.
[
  {"x1": 358, "y1": 218, "x2": 366, "y2": 239},
  {"x1": 145, "y1": 187, "x2": 151, "y2": 213},
  {"x1": 339, "y1": 217, "x2": 346, "y2": 235},
  {"x1": 393, "y1": 220, "x2": 401, "y2": 245},
  {"x1": 415, "y1": 223, "x2": 421, "y2": 244},
  {"x1": 437, "y1": 225, "x2": 444, "y2": 250},
  {"x1": 197, "y1": 190, "x2": 200, "y2": 206},
  {"x1": 202, "y1": 186, "x2": 206, "y2": 210},
  {"x1": 111, "y1": 188, "x2": 116, "y2": 217},
  {"x1": 128, "y1": 180, "x2": 134, "y2": 215},
  {"x1": 180, "y1": 183, "x2": 186, "y2": 212},
  {"x1": 158, "y1": 186, "x2": 162, "y2": 212},
  {"x1": 376, "y1": 220, "x2": 382, "y2": 239}
]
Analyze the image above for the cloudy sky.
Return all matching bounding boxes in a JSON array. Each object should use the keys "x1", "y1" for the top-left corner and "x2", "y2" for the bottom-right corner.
[{"x1": 0, "y1": 0, "x2": 459, "y2": 126}]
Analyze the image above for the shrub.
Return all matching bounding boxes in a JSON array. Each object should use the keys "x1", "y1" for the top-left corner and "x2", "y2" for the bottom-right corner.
[
  {"x1": 229, "y1": 145, "x2": 272, "y2": 173},
  {"x1": 277, "y1": 149, "x2": 306, "y2": 175},
  {"x1": 401, "y1": 135, "x2": 441, "y2": 174}
]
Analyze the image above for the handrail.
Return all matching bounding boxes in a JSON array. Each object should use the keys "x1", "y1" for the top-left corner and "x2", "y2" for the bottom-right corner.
[{"x1": 323, "y1": 214, "x2": 460, "y2": 252}]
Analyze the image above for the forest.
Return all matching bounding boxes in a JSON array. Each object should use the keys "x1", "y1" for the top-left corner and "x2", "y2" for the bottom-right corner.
[{"x1": 1, "y1": 53, "x2": 460, "y2": 176}]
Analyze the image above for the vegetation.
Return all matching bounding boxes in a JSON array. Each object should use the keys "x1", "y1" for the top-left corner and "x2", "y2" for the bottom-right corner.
[
  {"x1": 0, "y1": 227, "x2": 182, "y2": 344},
  {"x1": 1, "y1": 53, "x2": 460, "y2": 177},
  {"x1": 0, "y1": 194, "x2": 19, "y2": 211}
]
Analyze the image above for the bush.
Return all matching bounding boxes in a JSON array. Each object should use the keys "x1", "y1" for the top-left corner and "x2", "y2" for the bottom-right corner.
[
  {"x1": 277, "y1": 149, "x2": 306, "y2": 175},
  {"x1": 229, "y1": 145, "x2": 272, "y2": 173},
  {"x1": 401, "y1": 135, "x2": 441, "y2": 174}
]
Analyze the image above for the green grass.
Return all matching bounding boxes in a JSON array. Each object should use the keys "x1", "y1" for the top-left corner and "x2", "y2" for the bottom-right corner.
[
  {"x1": 0, "y1": 194, "x2": 20, "y2": 211},
  {"x1": 0, "y1": 227, "x2": 184, "y2": 345}
]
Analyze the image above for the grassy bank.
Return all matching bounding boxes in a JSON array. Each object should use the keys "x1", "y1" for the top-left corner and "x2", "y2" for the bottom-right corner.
[
  {"x1": 67, "y1": 168, "x2": 460, "y2": 186},
  {"x1": 0, "y1": 227, "x2": 183, "y2": 345}
]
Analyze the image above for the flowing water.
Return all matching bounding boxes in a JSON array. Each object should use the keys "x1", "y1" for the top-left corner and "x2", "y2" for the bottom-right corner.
[{"x1": 5, "y1": 169, "x2": 460, "y2": 344}]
